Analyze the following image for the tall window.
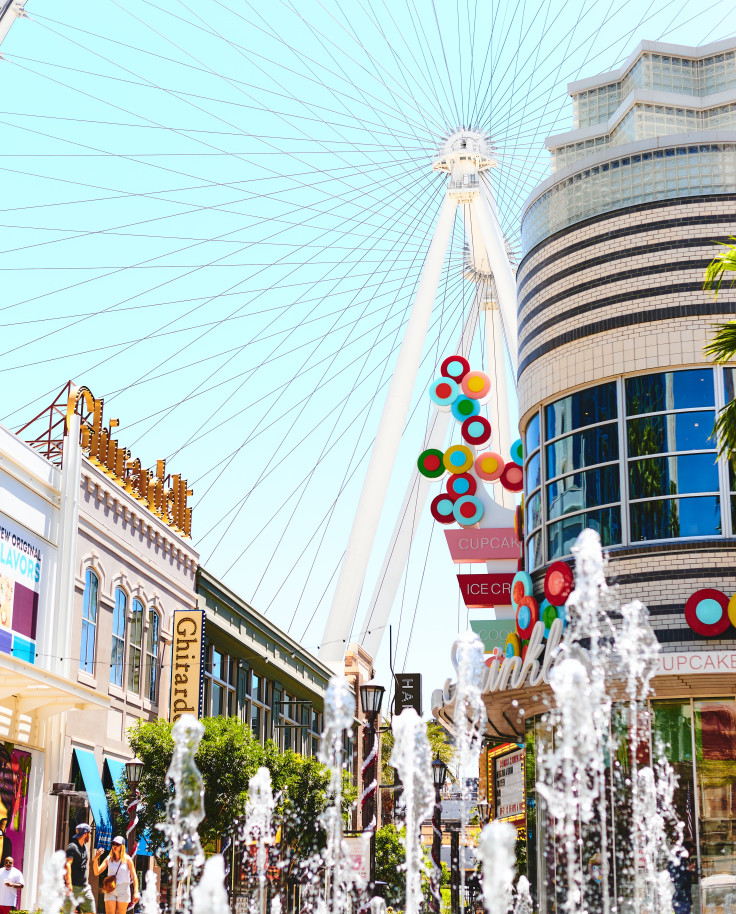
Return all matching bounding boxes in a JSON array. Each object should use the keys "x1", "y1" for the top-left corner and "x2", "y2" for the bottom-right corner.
[
  {"x1": 128, "y1": 598, "x2": 143, "y2": 693},
  {"x1": 80, "y1": 569, "x2": 99, "y2": 675},
  {"x1": 145, "y1": 609, "x2": 159, "y2": 702},
  {"x1": 110, "y1": 587, "x2": 127, "y2": 687},
  {"x1": 203, "y1": 642, "x2": 237, "y2": 717},
  {"x1": 250, "y1": 673, "x2": 270, "y2": 742}
]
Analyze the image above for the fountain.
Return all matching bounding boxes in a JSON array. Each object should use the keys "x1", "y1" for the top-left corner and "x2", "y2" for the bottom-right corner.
[{"x1": 242, "y1": 767, "x2": 276, "y2": 914}]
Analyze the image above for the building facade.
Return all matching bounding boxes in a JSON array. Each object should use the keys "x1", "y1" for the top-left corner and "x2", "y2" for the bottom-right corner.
[{"x1": 435, "y1": 37, "x2": 736, "y2": 914}]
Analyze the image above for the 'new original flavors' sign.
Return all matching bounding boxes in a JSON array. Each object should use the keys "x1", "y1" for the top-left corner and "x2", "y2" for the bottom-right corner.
[{"x1": 0, "y1": 518, "x2": 43, "y2": 663}]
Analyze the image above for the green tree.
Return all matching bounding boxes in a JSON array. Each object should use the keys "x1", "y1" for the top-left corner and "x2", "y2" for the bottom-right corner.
[
  {"x1": 704, "y1": 239, "x2": 736, "y2": 460},
  {"x1": 374, "y1": 824, "x2": 447, "y2": 908},
  {"x1": 123, "y1": 717, "x2": 355, "y2": 865},
  {"x1": 381, "y1": 719, "x2": 454, "y2": 785}
]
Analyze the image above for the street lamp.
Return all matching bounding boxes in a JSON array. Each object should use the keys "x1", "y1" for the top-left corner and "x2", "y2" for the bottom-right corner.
[
  {"x1": 359, "y1": 681, "x2": 385, "y2": 890},
  {"x1": 430, "y1": 755, "x2": 448, "y2": 914},
  {"x1": 476, "y1": 800, "x2": 491, "y2": 826},
  {"x1": 125, "y1": 758, "x2": 143, "y2": 858}
]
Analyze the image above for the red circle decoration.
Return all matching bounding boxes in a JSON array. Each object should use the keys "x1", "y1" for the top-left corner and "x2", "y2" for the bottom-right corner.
[
  {"x1": 475, "y1": 451, "x2": 505, "y2": 481},
  {"x1": 500, "y1": 462, "x2": 524, "y2": 492},
  {"x1": 443, "y1": 444, "x2": 474, "y2": 474},
  {"x1": 440, "y1": 355, "x2": 470, "y2": 382},
  {"x1": 461, "y1": 415, "x2": 492, "y2": 446},
  {"x1": 544, "y1": 562, "x2": 574, "y2": 606},
  {"x1": 430, "y1": 494, "x2": 457, "y2": 524},
  {"x1": 417, "y1": 448, "x2": 446, "y2": 479},
  {"x1": 446, "y1": 473, "x2": 477, "y2": 499},
  {"x1": 461, "y1": 370, "x2": 492, "y2": 402},
  {"x1": 511, "y1": 571, "x2": 533, "y2": 610},
  {"x1": 684, "y1": 589, "x2": 731, "y2": 636},
  {"x1": 515, "y1": 597, "x2": 539, "y2": 639},
  {"x1": 452, "y1": 495, "x2": 484, "y2": 526}
]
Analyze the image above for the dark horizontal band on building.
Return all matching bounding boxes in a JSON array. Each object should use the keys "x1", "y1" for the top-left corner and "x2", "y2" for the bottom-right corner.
[
  {"x1": 519, "y1": 265, "x2": 719, "y2": 342},
  {"x1": 517, "y1": 192, "x2": 736, "y2": 294},
  {"x1": 518, "y1": 299, "x2": 736, "y2": 377}
]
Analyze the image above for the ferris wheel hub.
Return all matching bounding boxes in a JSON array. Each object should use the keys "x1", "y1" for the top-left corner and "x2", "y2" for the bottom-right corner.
[{"x1": 432, "y1": 129, "x2": 496, "y2": 173}]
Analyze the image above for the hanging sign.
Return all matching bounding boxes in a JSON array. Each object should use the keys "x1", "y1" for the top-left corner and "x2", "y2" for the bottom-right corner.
[
  {"x1": 394, "y1": 673, "x2": 422, "y2": 715},
  {"x1": 170, "y1": 610, "x2": 205, "y2": 722},
  {"x1": 445, "y1": 529, "x2": 521, "y2": 563},
  {"x1": 457, "y1": 573, "x2": 514, "y2": 607}
]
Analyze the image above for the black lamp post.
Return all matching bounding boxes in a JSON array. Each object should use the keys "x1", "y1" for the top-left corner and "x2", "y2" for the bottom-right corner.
[
  {"x1": 359, "y1": 681, "x2": 385, "y2": 890},
  {"x1": 125, "y1": 758, "x2": 143, "y2": 859},
  {"x1": 430, "y1": 755, "x2": 448, "y2": 914},
  {"x1": 476, "y1": 800, "x2": 491, "y2": 827}
]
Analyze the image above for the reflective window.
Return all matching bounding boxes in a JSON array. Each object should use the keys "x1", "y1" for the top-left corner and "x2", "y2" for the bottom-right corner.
[
  {"x1": 547, "y1": 506, "x2": 621, "y2": 560},
  {"x1": 625, "y1": 369, "x2": 714, "y2": 415},
  {"x1": 526, "y1": 531, "x2": 542, "y2": 571},
  {"x1": 630, "y1": 496, "x2": 721, "y2": 541},
  {"x1": 547, "y1": 465, "x2": 620, "y2": 519},
  {"x1": 627, "y1": 411, "x2": 715, "y2": 456},
  {"x1": 526, "y1": 452, "x2": 541, "y2": 491},
  {"x1": 546, "y1": 382, "x2": 617, "y2": 439},
  {"x1": 629, "y1": 454, "x2": 719, "y2": 499},
  {"x1": 80, "y1": 569, "x2": 99, "y2": 675},
  {"x1": 526, "y1": 491, "x2": 542, "y2": 531},
  {"x1": 546, "y1": 423, "x2": 618, "y2": 479},
  {"x1": 146, "y1": 609, "x2": 159, "y2": 703},
  {"x1": 525, "y1": 413, "x2": 540, "y2": 454},
  {"x1": 128, "y1": 598, "x2": 143, "y2": 693},
  {"x1": 110, "y1": 588, "x2": 126, "y2": 687}
]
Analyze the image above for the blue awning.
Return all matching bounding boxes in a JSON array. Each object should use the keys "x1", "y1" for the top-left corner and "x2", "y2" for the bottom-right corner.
[
  {"x1": 104, "y1": 757, "x2": 151, "y2": 856},
  {"x1": 74, "y1": 748, "x2": 113, "y2": 848}
]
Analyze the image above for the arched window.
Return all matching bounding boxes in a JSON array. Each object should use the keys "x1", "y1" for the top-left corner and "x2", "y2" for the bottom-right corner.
[
  {"x1": 145, "y1": 608, "x2": 159, "y2": 703},
  {"x1": 80, "y1": 568, "x2": 99, "y2": 675},
  {"x1": 110, "y1": 587, "x2": 127, "y2": 687},
  {"x1": 128, "y1": 597, "x2": 144, "y2": 693}
]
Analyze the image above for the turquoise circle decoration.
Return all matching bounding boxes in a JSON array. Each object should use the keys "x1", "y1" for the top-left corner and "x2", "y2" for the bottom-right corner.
[
  {"x1": 511, "y1": 570, "x2": 533, "y2": 610},
  {"x1": 451, "y1": 396, "x2": 481, "y2": 422},
  {"x1": 429, "y1": 377, "x2": 460, "y2": 410},
  {"x1": 452, "y1": 495, "x2": 484, "y2": 526},
  {"x1": 684, "y1": 588, "x2": 730, "y2": 636},
  {"x1": 510, "y1": 438, "x2": 523, "y2": 464}
]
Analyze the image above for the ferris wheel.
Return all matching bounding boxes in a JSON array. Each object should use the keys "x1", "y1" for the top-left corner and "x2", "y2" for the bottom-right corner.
[{"x1": 0, "y1": 0, "x2": 729, "y2": 677}]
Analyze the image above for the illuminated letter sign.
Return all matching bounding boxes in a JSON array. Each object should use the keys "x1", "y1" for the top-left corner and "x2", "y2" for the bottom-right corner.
[
  {"x1": 457, "y1": 573, "x2": 515, "y2": 607},
  {"x1": 169, "y1": 610, "x2": 205, "y2": 722}
]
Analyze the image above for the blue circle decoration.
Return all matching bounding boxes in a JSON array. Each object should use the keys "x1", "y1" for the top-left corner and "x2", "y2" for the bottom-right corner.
[
  {"x1": 695, "y1": 598, "x2": 723, "y2": 625},
  {"x1": 451, "y1": 396, "x2": 481, "y2": 422},
  {"x1": 517, "y1": 604, "x2": 531, "y2": 631},
  {"x1": 453, "y1": 495, "x2": 484, "y2": 526}
]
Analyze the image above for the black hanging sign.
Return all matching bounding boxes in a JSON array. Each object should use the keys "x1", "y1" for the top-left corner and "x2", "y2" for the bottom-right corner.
[{"x1": 394, "y1": 673, "x2": 422, "y2": 715}]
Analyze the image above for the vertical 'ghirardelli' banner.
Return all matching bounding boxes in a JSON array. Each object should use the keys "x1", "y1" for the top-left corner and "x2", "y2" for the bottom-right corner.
[{"x1": 170, "y1": 610, "x2": 204, "y2": 722}]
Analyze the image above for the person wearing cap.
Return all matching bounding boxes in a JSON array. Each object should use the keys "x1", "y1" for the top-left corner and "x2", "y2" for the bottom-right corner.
[
  {"x1": 63, "y1": 823, "x2": 96, "y2": 913},
  {"x1": 0, "y1": 855, "x2": 24, "y2": 914},
  {"x1": 92, "y1": 835, "x2": 140, "y2": 914}
]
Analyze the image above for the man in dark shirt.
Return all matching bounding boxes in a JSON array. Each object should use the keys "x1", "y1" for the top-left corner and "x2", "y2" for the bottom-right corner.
[{"x1": 63, "y1": 823, "x2": 96, "y2": 913}]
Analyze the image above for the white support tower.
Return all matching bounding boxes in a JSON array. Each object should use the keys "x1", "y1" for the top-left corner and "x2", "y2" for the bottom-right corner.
[
  {"x1": 319, "y1": 130, "x2": 519, "y2": 667},
  {"x1": 0, "y1": 0, "x2": 26, "y2": 47}
]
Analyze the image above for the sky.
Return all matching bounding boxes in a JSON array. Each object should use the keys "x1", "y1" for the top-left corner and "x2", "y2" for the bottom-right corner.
[{"x1": 0, "y1": 0, "x2": 732, "y2": 714}]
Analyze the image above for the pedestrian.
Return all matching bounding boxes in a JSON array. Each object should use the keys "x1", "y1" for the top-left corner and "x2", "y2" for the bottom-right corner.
[
  {"x1": 0, "y1": 856, "x2": 23, "y2": 914},
  {"x1": 92, "y1": 835, "x2": 140, "y2": 914},
  {"x1": 63, "y1": 823, "x2": 96, "y2": 913}
]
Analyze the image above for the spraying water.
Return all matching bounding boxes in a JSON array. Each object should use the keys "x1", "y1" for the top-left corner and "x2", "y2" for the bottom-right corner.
[
  {"x1": 37, "y1": 849, "x2": 67, "y2": 914},
  {"x1": 141, "y1": 870, "x2": 161, "y2": 914},
  {"x1": 192, "y1": 854, "x2": 230, "y2": 914},
  {"x1": 243, "y1": 767, "x2": 276, "y2": 914},
  {"x1": 477, "y1": 820, "x2": 516, "y2": 914},
  {"x1": 451, "y1": 630, "x2": 487, "y2": 912},
  {"x1": 389, "y1": 708, "x2": 434, "y2": 914}
]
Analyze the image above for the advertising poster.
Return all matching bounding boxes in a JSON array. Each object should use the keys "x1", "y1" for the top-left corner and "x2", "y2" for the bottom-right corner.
[
  {"x1": 494, "y1": 748, "x2": 525, "y2": 820},
  {"x1": 0, "y1": 744, "x2": 31, "y2": 871},
  {"x1": 0, "y1": 518, "x2": 43, "y2": 663}
]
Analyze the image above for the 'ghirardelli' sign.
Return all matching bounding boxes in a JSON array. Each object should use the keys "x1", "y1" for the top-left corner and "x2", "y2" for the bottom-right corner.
[{"x1": 170, "y1": 610, "x2": 204, "y2": 722}]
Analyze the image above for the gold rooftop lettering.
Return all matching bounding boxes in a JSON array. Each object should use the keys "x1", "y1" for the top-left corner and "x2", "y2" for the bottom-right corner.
[{"x1": 66, "y1": 385, "x2": 193, "y2": 537}]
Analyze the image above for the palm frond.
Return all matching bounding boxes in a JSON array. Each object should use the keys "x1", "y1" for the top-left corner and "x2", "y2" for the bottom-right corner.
[
  {"x1": 704, "y1": 321, "x2": 736, "y2": 362},
  {"x1": 712, "y1": 399, "x2": 736, "y2": 462},
  {"x1": 703, "y1": 238, "x2": 736, "y2": 299}
]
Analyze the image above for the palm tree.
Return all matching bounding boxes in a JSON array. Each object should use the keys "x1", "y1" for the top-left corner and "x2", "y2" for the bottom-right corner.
[{"x1": 704, "y1": 238, "x2": 736, "y2": 460}]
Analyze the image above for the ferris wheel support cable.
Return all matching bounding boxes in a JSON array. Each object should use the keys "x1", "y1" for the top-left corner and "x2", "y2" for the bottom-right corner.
[{"x1": 318, "y1": 192, "x2": 457, "y2": 666}]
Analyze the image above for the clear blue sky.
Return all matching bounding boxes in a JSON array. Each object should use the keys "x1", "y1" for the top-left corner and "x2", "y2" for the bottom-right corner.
[{"x1": 0, "y1": 0, "x2": 731, "y2": 712}]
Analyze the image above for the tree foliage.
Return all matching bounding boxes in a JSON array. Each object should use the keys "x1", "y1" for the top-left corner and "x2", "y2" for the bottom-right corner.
[
  {"x1": 122, "y1": 717, "x2": 355, "y2": 864},
  {"x1": 381, "y1": 718, "x2": 454, "y2": 785},
  {"x1": 704, "y1": 240, "x2": 736, "y2": 462},
  {"x1": 374, "y1": 824, "x2": 448, "y2": 908}
]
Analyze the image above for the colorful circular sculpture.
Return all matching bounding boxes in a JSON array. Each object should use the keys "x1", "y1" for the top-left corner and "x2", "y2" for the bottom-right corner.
[
  {"x1": 540, "y1": 599, "x2": 558, "y2": 637},
  {"x1": 500, "y1": 461, "x2": 524, "y2": 492},
  {"x1": 461, "y1": 415, "x2": 492, "y2": 446},
  {"x1": 510, "y1": 438, "x2": 523, "y2": 464},
  {"x1": 461, "y1": 370, "x2": 492, "y2": 402},
  {"x1": 729, "y1": 593, "x2": 736, "y2": 629},
  {"x1": 511, "y1": 570, "x2": 533, "y2": 610},
  {"x1": 446, "y1": 473, "x2": 477, "y2": 499},
  {"x1": 443, "y1": 444, "x2": 474, "y2": 474},
  {"x1": 504, "y1": 633, "x2": 521, "y2": 658},
  {"x1": 429, "y1": 377, "x2": 460, "y2": 410},
  {"x1": 516, "y1": 596, "x2": 539, "y2": 639},
  {"x1": 453, "y1": 495, "x2": 484, "y2": 526},
  {"x1": 544, "y1": 561, "x2": 574, "y2": 606},
  {"x1": 440, "y1": 355, "x2": 470, "y2": 382},
  {"x1": 430, "y1": 494, "x2": 457, "y2": 524},
  {"x1": 685, "y1": 589, "x2": 731, "y2": 636},
  {"x1": 514, "y1": 505, "x2": 523, "y2": 540},
  {"x1": 417, "y1": 448, "x2": 446, "y2": 479},
  {"x1": 451, "y1": 396, "x2": 481, "y2": 422},
  {"x1": 475, "y1": 451, "x2": 505, "y2": 481}
]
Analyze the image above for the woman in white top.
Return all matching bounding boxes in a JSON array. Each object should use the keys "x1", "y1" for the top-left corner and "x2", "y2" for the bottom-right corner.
[{"x1": 92, "y1": 836, "x2": 140, "y2": 913}]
